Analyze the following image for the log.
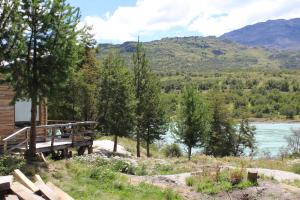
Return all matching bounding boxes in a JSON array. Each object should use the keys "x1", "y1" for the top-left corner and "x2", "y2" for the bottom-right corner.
[
  {"x1": 5, "y1": 195, "x2": 19, "y2": 200},
  {"x1": 10, "y1": 182, "x2": 45, "y2": 200},
  {"x1": 0, "y1": 175, "x2": 13, "y2": 192},
  {"x1": 12, "y1": 169, "x2": 39, "y2": 193},
  {"x1": 35, "y1": 181, "x2": 60, "y2": 200},
  {"x1": 46, "y1": 182, "x2": 74, "y2": 200},
  {"x1": 247, "y1": 172, "x2": 258, "y2": 184}
]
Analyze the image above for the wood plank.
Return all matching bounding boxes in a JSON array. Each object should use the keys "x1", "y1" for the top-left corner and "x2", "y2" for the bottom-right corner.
[
  {"x1": 5, "y1": 195, "x2": 19, "y2": 200},
  {"x1": 35, "y1": 181, "x2": 60, "y2": 200},
  {"x1": 33, "y1": 175, "x2": 45, "y2": 184},
  {"x1": 12, "y1": 169, "x2": 39, "y2": 193},
  {"x1": 46, "y1": 182, "x2": 74, "y2": 200},
  {"x1": 10, "y1": 182, "x2": 45, "y2": 200},
  {"x1": 0, "y1": 175, "x2": 13, "y2": 191}
]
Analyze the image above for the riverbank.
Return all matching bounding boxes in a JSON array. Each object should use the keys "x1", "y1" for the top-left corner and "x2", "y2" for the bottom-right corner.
[{"x1": 247, "y1": 117, "x2": 300, "y2": 123}]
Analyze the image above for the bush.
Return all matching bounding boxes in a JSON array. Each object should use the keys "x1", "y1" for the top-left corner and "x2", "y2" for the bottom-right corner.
[
  {"x1": 229, "y1": 170, "x2": 244, "y2": 185},
  {"x1": 0, "y1": 155, "x2": 26, "y2": 175},
  {"x1": 112, "y1": 160, "x2": 135, "y2": 174},
  {"x1": 163, "y1": 144, "x2": 182, "y2": 158},
  {"x1": 292, "y1": 163, "x2": 300, "y2": 174}
]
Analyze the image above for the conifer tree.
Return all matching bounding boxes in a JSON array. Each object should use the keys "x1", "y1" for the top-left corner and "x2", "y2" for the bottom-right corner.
[
  {"x1": 176, "y1": 84, "x2": 211, "y2": 160},
  {"x1": 98, "y1": 52, "x2": 136, "y2": 152},
  {"x1": 133, "y1": 40, "x2": 150, "y2": 157},
  {"x1": 141, "y1": 74, "x2": 167, "y2": 157},
  {"x1": 1, "y1": 0, "x2": 82, "y2": 158},
  {"x1": 204, "y1": 95, "x2": 236, "y2": 157}
]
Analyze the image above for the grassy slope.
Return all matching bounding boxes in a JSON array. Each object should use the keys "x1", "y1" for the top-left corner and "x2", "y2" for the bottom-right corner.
[{"x1": 97, "y1": 36, "x2": 295, "y2": 72}]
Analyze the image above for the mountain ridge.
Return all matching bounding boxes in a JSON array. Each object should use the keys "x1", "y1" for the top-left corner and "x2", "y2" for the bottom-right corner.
[{"x1": 220, "y1": 18, "x2": 300, "y2": 50}]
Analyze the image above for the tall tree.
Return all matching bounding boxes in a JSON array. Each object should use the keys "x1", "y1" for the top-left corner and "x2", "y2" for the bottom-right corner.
[
  {"x1": 176, "y1": 84, "x2": 211, "y2": 160},
  {"x1": 233, "y1": 118, "x2": 256, "y2": 156},
  {"x1": 204, "y1": 95, "x2": 236, "y2": 157},
  {"x1": 0, "y1": 0, "x2": 24, "y2": 72},
  {"x1": 132, "y1": 40, "x2": 150, "y2": 157},
  {"x1": 141, "y1": 74, "x2": 167, "y2": 157},
  {"x1": 98, "y1": 51, "x2": 136, "y2": 152},
  {"x1": 1, "y1": 0, "x2": 82, "y2": 158}
]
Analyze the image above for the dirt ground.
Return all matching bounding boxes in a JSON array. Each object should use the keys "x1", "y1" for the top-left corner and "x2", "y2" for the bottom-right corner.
[{"x1": 128, "y1": 172, "x2": 300, "y2": 200}]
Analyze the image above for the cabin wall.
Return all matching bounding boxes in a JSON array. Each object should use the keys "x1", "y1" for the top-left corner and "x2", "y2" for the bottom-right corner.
[
  {"x1": 0, "y1": 85, "x2": 15, "y2": 140},
  {"x1": 0, "y1": 85, "x2": 48, "y2": 141}
]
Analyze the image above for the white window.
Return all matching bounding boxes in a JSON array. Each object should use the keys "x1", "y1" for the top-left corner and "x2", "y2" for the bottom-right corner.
[{"x1": 15, "y1": 100, "x2": 39, "y2": 122}]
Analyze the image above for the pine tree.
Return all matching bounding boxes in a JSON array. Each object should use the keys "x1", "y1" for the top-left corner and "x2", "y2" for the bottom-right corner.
[
  {"x1": 204, "y1": 95, "x2": 236, "y2": 157},
  {"x1": 98, "y1": 51, "x2": 136, "y2": 152},
  {"x1": 132, "y1": 40, "x2": 150, "y2": 157},
  {"x1": 1, "y1": 0, "x2": 82, "y2": 158},
  {"x1": 141, "y1": 74, "x2": 167, "y2": 157},
  {"x1": 176, "y1": 84, "x2": 211, "y2": 160},
  {"x1": 0, "y1": 0, "x2": 24, "y2": 73},
  {"x1": 233, "y1": 118, "x2": 256, "y2": 156}
]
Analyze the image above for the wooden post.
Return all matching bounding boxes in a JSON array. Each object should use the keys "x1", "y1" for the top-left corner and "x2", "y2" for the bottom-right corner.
[
  {"x1": 247, "y1": 172, "x2": 258, "y2": 184},
  {"x1": 3, "y1": 141, "x2": 7, "y2": 154},
  {"x1": 25, "y1": 129, "x2": 29, "y2": 151},
  {"x1": 51, "y1": 128, "x2": 55, "y2": 152}
]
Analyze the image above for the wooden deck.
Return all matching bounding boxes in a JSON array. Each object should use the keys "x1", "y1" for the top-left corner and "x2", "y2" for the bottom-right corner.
[{"x1": 2, "y1": 121, "x2": 97, "y2": 156}]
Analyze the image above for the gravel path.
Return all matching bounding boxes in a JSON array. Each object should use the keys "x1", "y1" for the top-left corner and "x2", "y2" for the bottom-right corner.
[{"x1": 247, "y1": 167, "x2": 300, "y2": 182}]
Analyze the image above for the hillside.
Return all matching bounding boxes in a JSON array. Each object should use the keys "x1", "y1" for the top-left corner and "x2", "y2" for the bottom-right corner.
[
  {"x1": 220, "y1": 18, "x2": 300, "y2": 50},
  {"x1": 98, "y1": 36, "x2": 299, "y2": 72}
]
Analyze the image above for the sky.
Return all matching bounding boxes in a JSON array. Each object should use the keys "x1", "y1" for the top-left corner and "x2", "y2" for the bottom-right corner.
[{"x1": 68, "y1": 0, "x2": 300, "y2": 44}]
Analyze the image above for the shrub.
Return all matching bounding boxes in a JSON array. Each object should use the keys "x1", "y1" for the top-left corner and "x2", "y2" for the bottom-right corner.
[
  {"x1": 135, "y1": 164, "x2": 148, "y2": 176},
  {"x1": 163, "y1": 144, "x2": 182, "y2": 158},
  {"x1": 229, "y1": 170, "x2": 245, "y2": 185},
  {"x1": 0, "y1": 155, "x2": 26, "y2": 175},
  {"x1": 292, "y1": 163, "x2": 300, "y2": 174},
  {"x1": 112, "y1": 160, "x2": 135, "y2": 174},
  {"x1": 185, "y1": 177, "x2": 195, "y2": 186}
]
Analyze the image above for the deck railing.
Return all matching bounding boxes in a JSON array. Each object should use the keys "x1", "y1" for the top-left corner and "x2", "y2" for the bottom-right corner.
[{"x1": 2, "y1": 121, "x2": 97, "y2": 153}]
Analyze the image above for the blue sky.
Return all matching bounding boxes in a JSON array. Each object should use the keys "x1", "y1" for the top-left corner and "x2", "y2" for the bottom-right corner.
[{"x1": 68, "y1": 0, "x2": 300, "y2": 44}]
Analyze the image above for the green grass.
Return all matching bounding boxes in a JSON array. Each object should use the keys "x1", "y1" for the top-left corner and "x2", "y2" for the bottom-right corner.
[
  {"x1": 185, "y1": 168, "x2": 257, "y2": 194},
  {"x1": 44, "y1": 159, "x2": 183, "y2": 200}
]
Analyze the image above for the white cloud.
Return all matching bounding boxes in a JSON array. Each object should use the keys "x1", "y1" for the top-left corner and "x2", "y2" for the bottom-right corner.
[{"x1": 80, "y1": 0, "x2": 300, "y2": 43}]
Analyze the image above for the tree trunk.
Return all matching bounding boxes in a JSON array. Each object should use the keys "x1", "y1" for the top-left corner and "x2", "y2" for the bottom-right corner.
[
  {"x1": 146, "y1": 129, "x2": 150, "y2": 157},
  {"x1": 146, "y1": 141, "x2": 150, "y2": 157},
  {"x1": 113, "y1": 135, "x2": 118, "y2": 152},
  {"x1": 188, "y1": 146, "x2": 192, "y2": 160},
  {"x1": 137, "y1": 129, "x2": 141, "y2": 157},
  {"x1": 28, "y1": 100, "x2": 37, "y2": 158}
]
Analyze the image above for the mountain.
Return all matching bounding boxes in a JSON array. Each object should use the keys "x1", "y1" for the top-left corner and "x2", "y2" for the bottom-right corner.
[
  {"x1": 98, "y1": 36, "x2": 277, "y2": 72},
  {"x1": 220, "y1": 18, "x2": 300, "y2": 50},
  {"x1": 98, "y1": 36, "x2": 300, "y2": 72}
]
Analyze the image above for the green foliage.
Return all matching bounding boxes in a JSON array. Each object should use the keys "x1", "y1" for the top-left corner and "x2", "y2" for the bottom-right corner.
[
  {"x1": 163, "y1": 144, "x2": 182, "y2": 158},
  {"x1": 176, "y1": 84, "x2": 211, "y2": 159},
  {"x1": 0, "y1": 155, "x2": 25, "y2": 175},
  {"x1": 204, "y1": 95, "x2": 236, "y2": 157},
  {"x1": 1, "y1": 0, "x2": 83, "y2": 156},
  {"x1": 98, "y1": 51, "x2": 136, "y2": 152},
  {"x1": 233, "y1": 119, "x2": 256, "y2": 156},
  {"x1": 186, "y1": 168, "x2": 255, "y2": 194}
]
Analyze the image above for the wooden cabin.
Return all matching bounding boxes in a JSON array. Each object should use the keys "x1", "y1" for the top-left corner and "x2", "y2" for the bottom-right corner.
[
  {"x1": 0, "y1": 85, "x2": 47, "y2": 141},
  {"x1": 1, "y1": 84, "x2": 95, "y2": 156}
]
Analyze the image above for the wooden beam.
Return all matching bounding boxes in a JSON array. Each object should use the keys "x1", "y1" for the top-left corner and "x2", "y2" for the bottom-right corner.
[
  {"x1": 10, "y1": 182, "x2": 45, "y2": 200},
  {"x1": 33, "y1": 175, "x2": 44, "y2": 184},
  {"x1": 35, "y1": 181, "x2": 60, "y2": 200},
  {"x1": 46, "y1": 182, "x2": 74, "y2": 200},
  {"x1": 5, "y1": 195, "x2": 19, "y2": 200},
  {"x1": 0, "y1": 175, "x2": 13, "y2": 192},
  {"x1": 12, "y1": 169, "x2": 39, "y2": 193}
]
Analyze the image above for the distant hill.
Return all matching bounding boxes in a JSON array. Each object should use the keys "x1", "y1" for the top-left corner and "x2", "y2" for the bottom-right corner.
[
  {"x1": 98, "y1": 36, "x2": 300, "y2": 72},
  {"x1": 220, "y1": 18, "x2": 300, "y2": 50}
]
